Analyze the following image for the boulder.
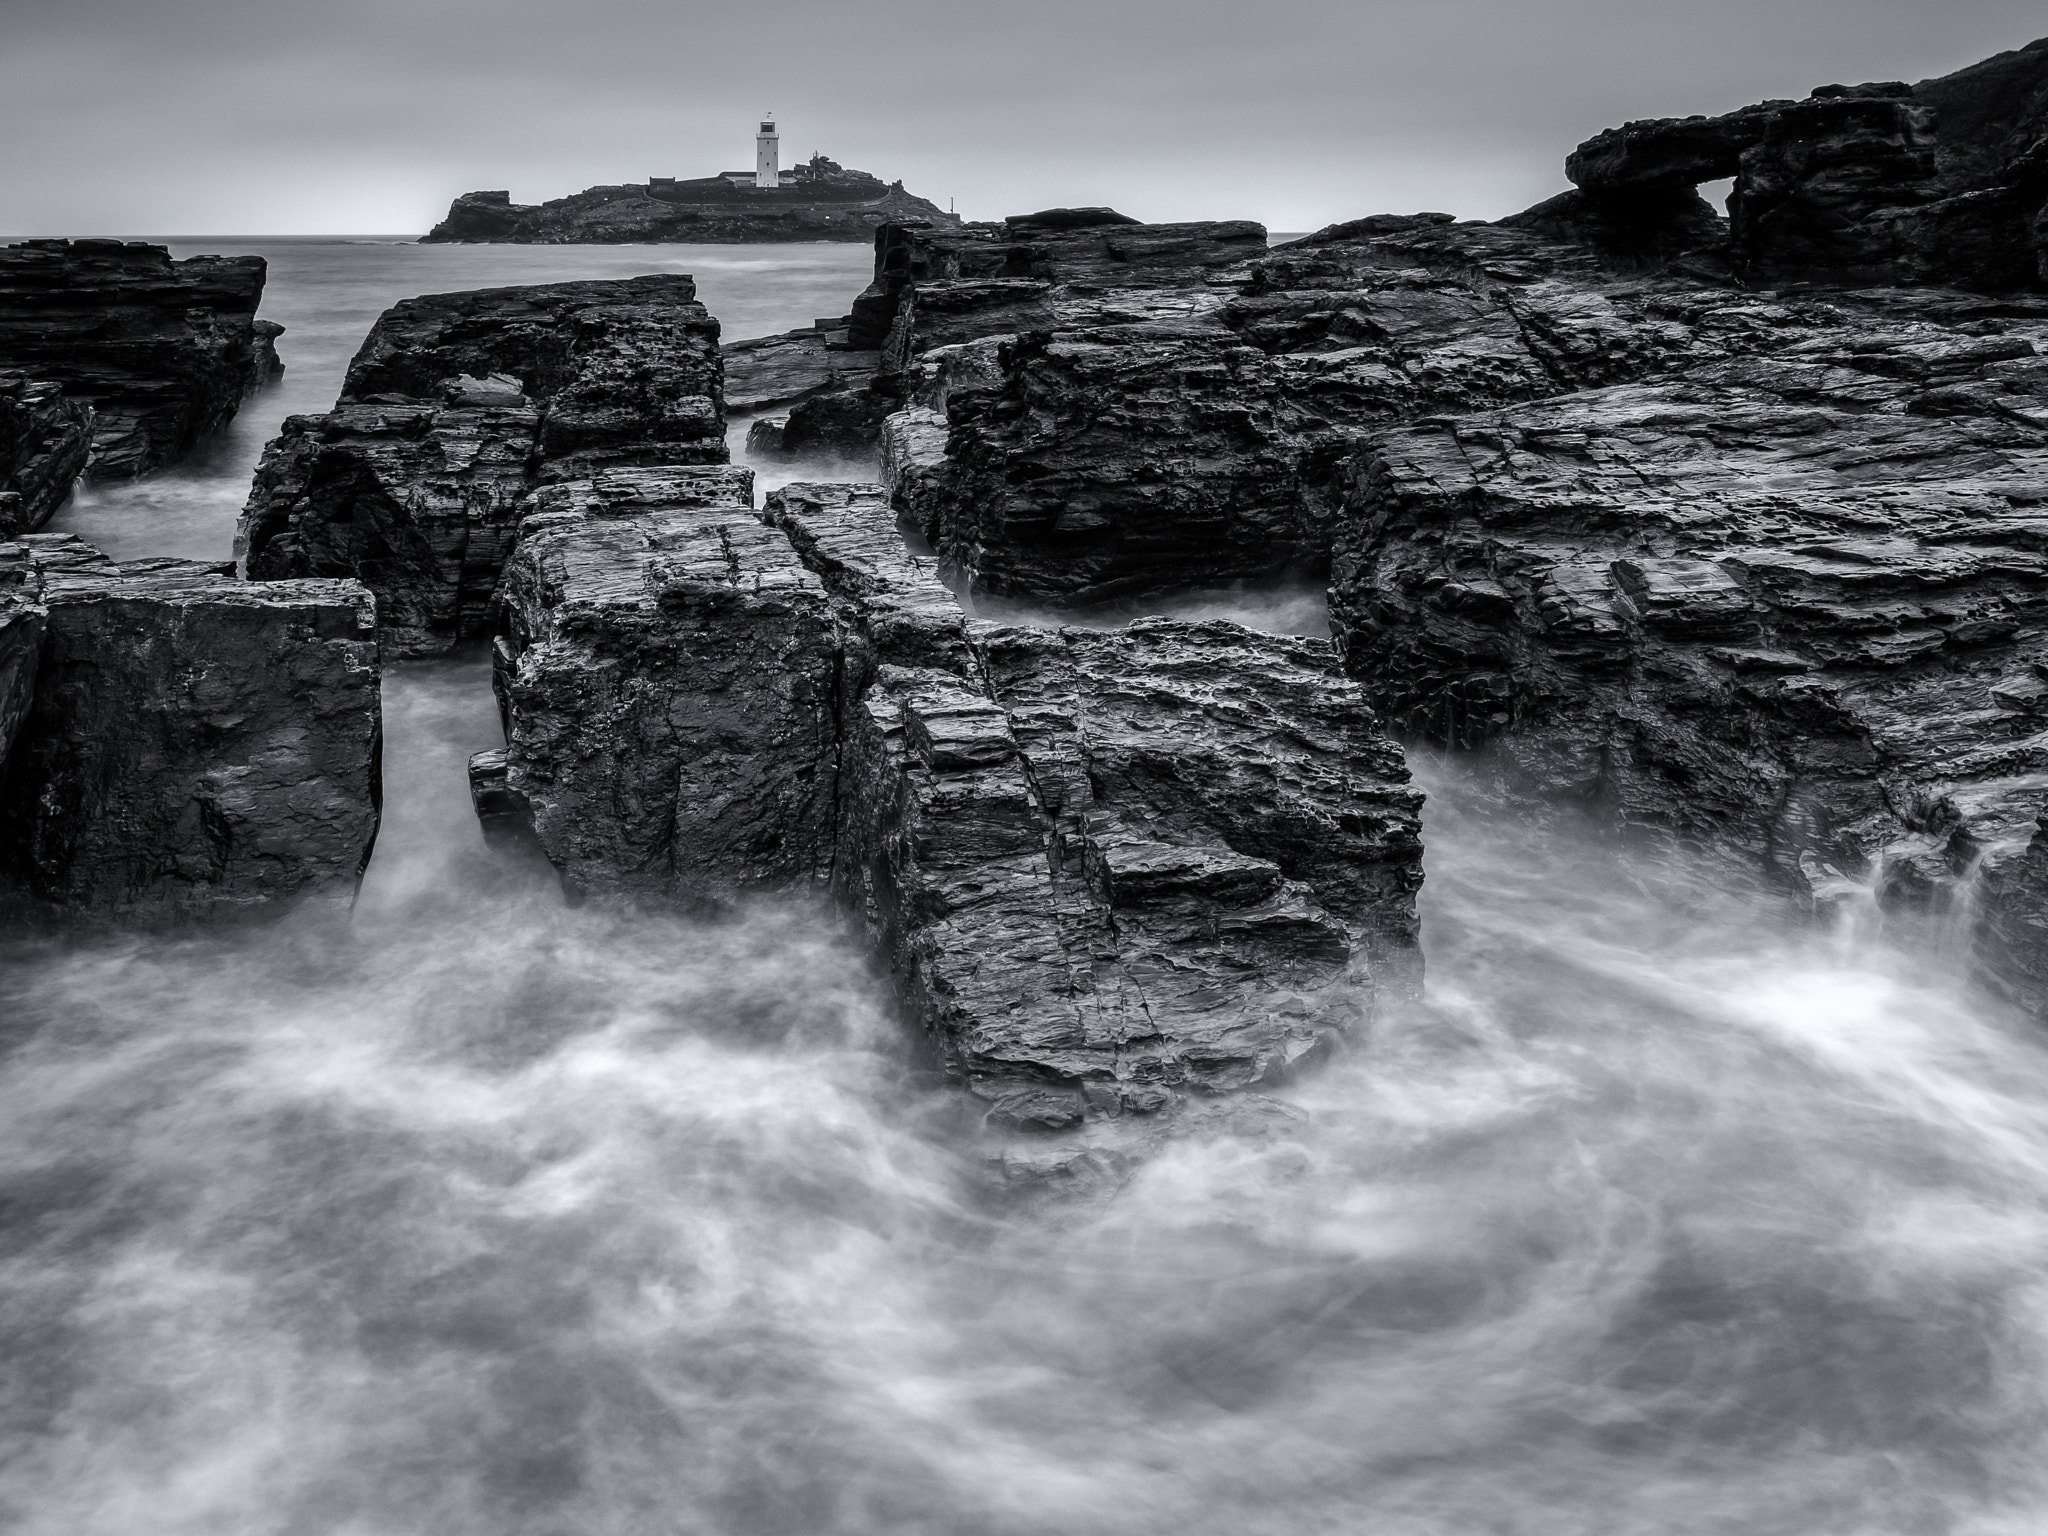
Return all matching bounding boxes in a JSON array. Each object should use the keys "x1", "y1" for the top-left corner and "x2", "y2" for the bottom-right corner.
[
  {"x1": 238, "y1": 276, "x2": 725, "y2": 656},
  {"x1": 0, "y1": 534, "x2": 380, "y2": 923},
  {"x1": 485, "y1": 464, "x2": 840, "y2": 905},
  {"x1": 0, "y1": 374, "x2": 92, "y2": 535},
  {"x1": 0, "y1": 240, "x2": 276, "y2": 480}
]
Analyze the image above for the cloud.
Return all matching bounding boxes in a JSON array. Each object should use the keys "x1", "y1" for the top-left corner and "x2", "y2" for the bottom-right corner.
[{"x1": 3, "y1": 0, "x2": 2042, "y2": 234}]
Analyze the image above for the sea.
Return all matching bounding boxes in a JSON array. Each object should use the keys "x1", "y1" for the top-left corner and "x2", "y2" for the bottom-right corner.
[{"x1": 4, "y1": 238, "x2": 2047, "y2": 1536}]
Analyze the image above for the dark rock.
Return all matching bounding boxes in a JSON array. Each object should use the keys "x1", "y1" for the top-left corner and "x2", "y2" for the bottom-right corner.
[
  {"x1": 1004, "y1": 207, "x2": 1144, "y2": 230},
  {"x1": 421, "y1": 160, "x2": 960, "y2": 245},
  {"x1": 0, "y1": 533, "x2": 380, "y2": 923},
  {"x1": 871, "y1": 211, "x2": 1810, "y2": 605},
  {"x1": 1328, "y1": 292, "x2": 2048, "y2": 1005},
  {"x1": 721, "y1": 327, "x2": 878, "y2": 416},
  {"x1": 1560, "y1": 37, "x2": 2048, "y2": 290},
  {"x1": 0, "y1": 374, "x2": 92, "y2": 535},
  {"x1": 0, "y1": 240, "x2": 276, "y2": 480},
  {"x1": 465, "y1": 747, "x2": 540, "y2": 853},
  {"x1": 770, "y1": 481, "x2": 1422, "y2": 1160},
  {"x1": 489, "y1": 465, "x2": 840, "y2": 905},
  {"x1": 483, "y1": 475, "x2": 1423, "y2": 1163},
  {"x1": 237, "y1": 276, "x2": 724, "y2": 656}
]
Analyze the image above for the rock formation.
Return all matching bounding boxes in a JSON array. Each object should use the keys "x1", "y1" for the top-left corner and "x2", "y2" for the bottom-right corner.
[
  {"x1": 1330, "y1": 286, "x2": 2048, "y2": 1002},
  {"x1": 480, "y1": 473, "x2": 1422, "y2": 1169},
  {"x1": 422, "y1": 158, "x2": 959, "y2": 245},
  {"x1": 237, "y1": 277, "x2": 725, "y2": 656},
  {"x1": 0, "y1": 534, "x2": 381, "y2": 923},
  {"x1": 723, "y1": 319, "x2": 883, "y2": 458},
  {"x1": 1561, "y1": 37, "x2": 2048, "y2": 290},
  {"x1": 0, "y1": 240, "x2": 280, "y2": 481},
  {"x1": 0, "y1": 374, "x2": 93, "y2": 536}
]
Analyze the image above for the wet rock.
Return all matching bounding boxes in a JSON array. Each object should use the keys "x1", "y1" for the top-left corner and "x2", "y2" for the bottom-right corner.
[
  {"x1": 0, "y1": 374, "x2": 92, "y2": 535},
  {"x1": 0, "y1": 240, "x2": 276, "y2": 480},
  {"x1": 721, "y1": 327, "x2": 878, "y2": 416},
  {"x1": 483, "y1": 475, "x2": 1423, "y2": 1156},
  {"x1": 237, "y1": 277, "x2": 724, "y2": 656},
  {"x1": 777, "y1": 480, "x2": 1420, "y2": 1152},
  {"x1": 869, "y1": 209, "x2": 1802, "y2": 605},
  {"x1": 0, "y1": 534, "x2": 380, "y2": 923},
  {"x1": 1328, "y1": 293, "x2": 2048, "y2": 1005},
  {"x1": 1563, "y1": 37, "x2": 2048, "y2": 290},
  {"x1": 488, "y1": 465, "x2": 841, "y2": 905}
]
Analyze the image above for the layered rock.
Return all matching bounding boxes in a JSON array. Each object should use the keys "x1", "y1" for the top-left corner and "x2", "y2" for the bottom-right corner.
[
  {"x1": 862, "y1": 207, "x2": 1850, "y2": 604},
  {"x1": 1563, "y1": 36, "x2": 2048, "y2": 290},
  {"x1": 484, "y1": 465, "x2": 839, "y2": 903},
  {"x1": 422, "y1": 159, "x2": 958, "y2": 245},
  {"x1": 0, "y1": 240, "x2": 279, "y2": 480},
  {"x1": 0, "y1": 534, "x2": 380, "y2": 923},
  {"x1": 482, "y1": 474, "x2": 1422, "y2": 1164},
  {"x1": 237, "y1": 277, "x2": 724, "y2": 656},
  {"x1": 1329, "y1": 290, "x2": 2048, "y2": 1003},
  {"x1": 0, "y1": 374, "x2": 92, "y2": 535}
]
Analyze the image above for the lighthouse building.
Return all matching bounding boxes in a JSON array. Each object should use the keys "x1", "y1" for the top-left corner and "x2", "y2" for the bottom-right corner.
[{"x1": 755, "y1": 119, "x2": 779, "y2": 188}]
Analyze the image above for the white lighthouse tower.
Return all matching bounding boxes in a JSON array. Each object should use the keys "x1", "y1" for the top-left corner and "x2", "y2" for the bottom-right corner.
[{"x1": 755, "y1": 116, "x2": 779, "y2": 189}]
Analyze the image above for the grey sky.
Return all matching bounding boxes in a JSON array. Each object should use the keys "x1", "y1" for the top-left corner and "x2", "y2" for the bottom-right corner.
[{"x1": 4, "y1": 0, "x2": 2043, "y2": 235}]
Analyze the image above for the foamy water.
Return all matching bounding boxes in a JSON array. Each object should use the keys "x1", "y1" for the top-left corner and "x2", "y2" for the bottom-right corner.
[{"x1": 5, "y1": 242, "x2": 2046, "y2": 1534}]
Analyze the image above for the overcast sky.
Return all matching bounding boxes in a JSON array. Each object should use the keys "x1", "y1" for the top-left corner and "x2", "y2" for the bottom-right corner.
[{"x1": 3, "y1": 0, "x2": 2043, "y2": 236}]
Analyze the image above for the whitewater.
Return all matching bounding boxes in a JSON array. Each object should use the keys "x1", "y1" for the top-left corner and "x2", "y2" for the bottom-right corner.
[{"x1": 3, "y1": 239, "x2": 2046, "y2": 1535}]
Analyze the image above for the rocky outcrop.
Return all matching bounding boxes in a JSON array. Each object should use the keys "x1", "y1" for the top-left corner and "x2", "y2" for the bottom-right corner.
[
  {"x1": 482, "y1": 474, "x2": 1422, "y2": 1168},
  {"x1": 421, "y1": 160, "x2": 959, "y2": 245},
  {"x1": 1563, "y1": 37, "x2": 2048, "y2": 290},
  {"x1": 860, "y1": 208, "x2": 1837, "y2": 604},
  {"x1": 0, "y1": 534, "x2": 380, "y2": 924},
  {"x1": 484, "y1": 464, "x2": 840, "y2": 903},
  {"x1": 237, "y1": 276, "x2": 724, "y2": 656},
  {"x1": 0, "y1": 375, "x2": 92, "y2": 535},
  {"x1": 0, "y1": 240, "x2": 279, "y2": 480},
  {"x1": 1329, "y1": 288, "x2": 2048, "y2": 1004}
]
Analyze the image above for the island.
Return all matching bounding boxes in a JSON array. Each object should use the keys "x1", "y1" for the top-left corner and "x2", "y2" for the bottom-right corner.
[{"x1": 422, "y1": 119, "x2": 960, "y2": 244}]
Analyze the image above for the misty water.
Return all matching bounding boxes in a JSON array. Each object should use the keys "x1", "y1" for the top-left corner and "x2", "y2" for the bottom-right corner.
[{"x1": 7, "y1": 243, "x2": 2048, "y2": 1534}]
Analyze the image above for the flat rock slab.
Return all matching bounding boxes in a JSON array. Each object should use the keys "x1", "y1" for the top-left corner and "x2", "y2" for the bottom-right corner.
[
  {"x1": 0, "y1": 534, "x2": 381, "y2": 923},
  {"x1": 722, "y1": 330, "x2": 879, "y2": 415}
]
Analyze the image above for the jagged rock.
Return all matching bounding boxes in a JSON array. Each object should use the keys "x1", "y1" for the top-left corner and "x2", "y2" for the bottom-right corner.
[
  {"x1": 0, "y1": 240, "x2": 277, "y2": 480},
  {"x1": 0, "y1": 534, "x2": 380, "y2": 923},
  {"x1": 0, "y1": 544, "x2": 43, "y2": 766},
  {"x1": 0, "y1": 374, "x2": 92, "y2": 535},
  {"x1": 721, "y1": 328, "x2": 878, "y2": 416},
  {"x1": 421, "y1": 160, "x2": 959, "y2": 245},
  {"x1": 867, "y1": 210, "x2": 1827, "y2": 604},
  {"x1": 1562, "y1": 37, "x2": 2048, "y2": 290},
  {"x1": 1328, "y1": 291, "x2": 2048, "y2": 1005},
  {"x1": 484, "y1": 474, "x2": 1423, "y2": 1161},
  {"x1": 770, "y1": 481, "x2": 1422, "y2": 1151},
  {"x1": 237, "y1": 276, "x2": 724, "y2": 656},
  {"x1": 486, "y1": 465, "x2": 840, "y2": 904}
]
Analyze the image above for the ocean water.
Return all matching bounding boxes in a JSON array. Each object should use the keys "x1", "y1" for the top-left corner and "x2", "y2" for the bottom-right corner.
[
  {"x1": 6, "y1": 244, "x2": 2048, "y2": 1535},
  {"x1": 47, "y1": 238, "x2": 877, "y2": 563}
]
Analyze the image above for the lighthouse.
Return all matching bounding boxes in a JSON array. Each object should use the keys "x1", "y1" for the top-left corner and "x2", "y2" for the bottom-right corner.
[{"x1": 755, "y1": 117, "x2": 779, "y2": 189}]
